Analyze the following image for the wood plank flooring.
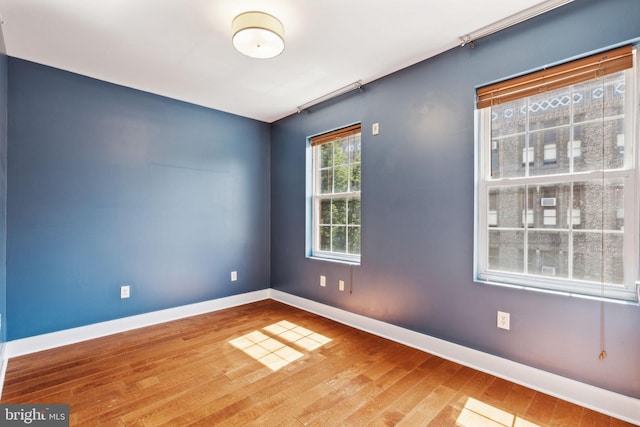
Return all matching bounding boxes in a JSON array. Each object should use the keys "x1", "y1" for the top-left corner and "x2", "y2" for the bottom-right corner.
[{"x1": 1, "y1": 300, "x2": 635, "y2": 426}]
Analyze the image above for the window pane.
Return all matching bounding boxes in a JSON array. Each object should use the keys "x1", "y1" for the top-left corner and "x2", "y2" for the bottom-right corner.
[
  {"x1": 348, "y1": 198, "x2": 360, "y2": 225},
  {"x1": 491, "y1": 134, "x2": 527, "y2": 178},
  {"x1": 572, "y1": 180, "x2": 624, "y2": 231},
  {"x1": 573, "y1": 119, "x2": 625, "y2": 172},
  {"x1": 334, "y1": 166, "x2": 349, "y2": 193},
  {"x1": 489, "y1": 186, "x2": 525, "y2": 228},
  {"x1": 573, "y1": 232, "x2": 624, "y2": 284},
  {"x1": 350, "y1": 162, "x2": 361, "y2": 192},
  {"x1": 319, "y1": 226, "x2": 331, "y2": 251},
  {"x1": 348, "y1": 226, "x2": 360, "y2": 254},
  {"x1": 332, "y1": 199, "x2": 346, "y2": 224},
  {"x1": 488, "y1": 230, "x2": 524, "y2": 273},
  {"x1": 319, "y1": 199, "x2": 331, "y2": 224},
  {"x1": 528, "y1": 184, "x2": 569, "y2": 230},
  {"x1": 332, "y1": 226, "x2": 346, "y2": 253},
  {"x1": 334, "y1": 140, "x2": 348, "y2": 166},
  {"x1": 320, "y1": 143, "x2": 333, "y2": 168},
  {"x1": 529, "y1": 128, "x2": 570, "y2": 176},
  {"x1": 527, "y1": 231, "x2": 569, "y2": 278},
  {"x1": 572, "y1": 72, "x2": 626, "y2": 172},
  {"x1": 320, "y1": 169, "x2": 332, "y2": 194},
  {"x1": 348, "y1": 135, "x2": 361, "y2": 163}
]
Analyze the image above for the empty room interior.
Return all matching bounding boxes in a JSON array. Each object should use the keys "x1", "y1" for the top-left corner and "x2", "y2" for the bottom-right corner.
[{"x1": 0, "y1": 0, "x2": 638, "y2": 425}]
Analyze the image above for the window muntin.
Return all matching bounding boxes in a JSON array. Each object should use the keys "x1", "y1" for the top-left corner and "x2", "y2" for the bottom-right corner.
[
  {"x1": 311, "y1": 126, "x2": 361, "y2": 262},
  {"x1": 476, "y1": 54, "x2": 638, "y2": 301}
]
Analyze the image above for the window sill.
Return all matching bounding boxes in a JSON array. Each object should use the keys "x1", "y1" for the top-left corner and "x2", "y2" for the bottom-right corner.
[
  {"x1": 308, "y1": 256, "x2": 360, "y2": 266},
  {"x1": 475, "y1": 278, "x2": 639, "y2": 306}
]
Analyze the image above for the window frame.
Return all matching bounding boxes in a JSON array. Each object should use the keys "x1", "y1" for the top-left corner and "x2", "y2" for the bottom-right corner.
[
  {"x1": 474, "y1": 47, "x2": 639, "y2": 302},
  {"x1": 308, "y1": 124, "x2": 362, "y2": 264}
]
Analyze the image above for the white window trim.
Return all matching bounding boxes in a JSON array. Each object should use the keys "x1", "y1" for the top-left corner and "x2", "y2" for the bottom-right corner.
[{"x1": 474, "y1": 61, "x2": 639, "y2": 303}]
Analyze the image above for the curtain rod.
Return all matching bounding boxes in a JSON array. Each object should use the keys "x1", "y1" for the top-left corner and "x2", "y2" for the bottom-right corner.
[
  {"x1": 460, "y1": 0, "x2": 574, "y2": 47},
  {"x1": 297, "y1": 80, "x2": 363, "y2": 113}
]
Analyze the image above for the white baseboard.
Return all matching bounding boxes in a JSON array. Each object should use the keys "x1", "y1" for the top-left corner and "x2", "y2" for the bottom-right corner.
[
  {"x1": 269, "y1": 289, "x2": 640, "y2": 425},
  {"x1": 1, "y1": 288, "x2": 638, "y2": 424},
  {"x1": 6, "y1": 289, "x2": 270, "y2": 358}
]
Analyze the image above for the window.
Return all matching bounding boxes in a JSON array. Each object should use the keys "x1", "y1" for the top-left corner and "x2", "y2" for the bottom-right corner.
[
  {"x1": 310, "y1": 124, "x2": 361, "y2": 263},
  {"x1": 475, "y1": 45, "x2": 638, "y2": 301}
]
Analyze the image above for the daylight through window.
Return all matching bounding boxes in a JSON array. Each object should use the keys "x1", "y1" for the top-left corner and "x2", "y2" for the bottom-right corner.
[
  {"x1": 475, "y1": 45, "x2": 638, "y2": 301},
  {"x1": 310, "y1": 124, "x2": 361, "y2": 263}
]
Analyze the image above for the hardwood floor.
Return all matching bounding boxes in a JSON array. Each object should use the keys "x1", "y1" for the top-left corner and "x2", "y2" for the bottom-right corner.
[{"x1": 1, "y1": 300, "x2": 635, "y2": 426}]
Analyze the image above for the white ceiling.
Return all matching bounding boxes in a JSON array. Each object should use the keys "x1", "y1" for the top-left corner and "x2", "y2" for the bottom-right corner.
[{"x1": 0, "y1": 0, "x2": 563, "y2": 123}]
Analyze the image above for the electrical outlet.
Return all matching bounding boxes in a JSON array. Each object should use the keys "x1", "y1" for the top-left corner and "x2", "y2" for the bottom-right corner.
[
  {"x1": 231, "y1": 271, "x2": 238, "y2": 281},
  {"x1": 339, "y1": 280, "x2": 345, "y2": 291},
  {"x1": 372, "y1": 122, "x2": 379, "y2": 135},
  {"x1": 320, "y1": 275, "x2": 326, "y2": 287},
  {"x1": 120, "y1": 285, "x2": 130, "y2": 299},
  {"x1": 497, "y1": 311, "x2": 510, "y2": 330}
]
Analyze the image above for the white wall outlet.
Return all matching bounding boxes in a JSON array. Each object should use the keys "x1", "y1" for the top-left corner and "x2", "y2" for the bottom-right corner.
[
  {"x1": 231, "y1": 271, "x2": 238, "y2": 281},
  {"x1": 372, "y1": 122, "x2": 379, "y2": 135},
  {"x1": 339, "y1": 280, "x2": 345, "y2": 291},
  {"x1": 497, "y1": 311, "x2": 510, "y2": 330},
  {"x1": 320, "y1": 275, "x2": 326, "y2": 287},
  {"x1": 120, "y1": 285, "x2": 130, "y2": 299}
]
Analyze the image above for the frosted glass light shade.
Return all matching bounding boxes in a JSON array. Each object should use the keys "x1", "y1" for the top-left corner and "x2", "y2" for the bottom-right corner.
[{"x1": 232, "y1": 11, "x2": 284, "y2": 59}]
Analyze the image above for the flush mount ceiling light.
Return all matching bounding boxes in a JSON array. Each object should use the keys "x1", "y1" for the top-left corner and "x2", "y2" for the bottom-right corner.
[{"x1": 232, "y1": 11, "x2": 284, "y2": 59}]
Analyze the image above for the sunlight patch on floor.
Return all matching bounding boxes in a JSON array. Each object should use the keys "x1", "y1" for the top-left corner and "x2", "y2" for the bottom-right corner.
[
  {"x1": 229, "y1": 320, "x2": 332, "y2": 371},
  {"x1": 263, "y1": 320, "x2": 332, "y2": 351},
  {"x1": 456, "y1": 397, "x2": 540, "y2": 427}
]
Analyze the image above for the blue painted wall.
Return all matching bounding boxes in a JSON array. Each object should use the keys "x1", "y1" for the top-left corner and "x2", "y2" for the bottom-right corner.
[
  {"x1": 271, "y1": 0, "x2": 640, "y2": 398},
  {"x1": 0, "y1": 21, "x2": 7, "y2": 343},
  {"x1": 7, "y1": 59, "x2": 270, "y2": 340}
]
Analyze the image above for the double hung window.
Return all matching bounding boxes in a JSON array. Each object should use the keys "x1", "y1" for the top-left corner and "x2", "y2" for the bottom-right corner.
[
  {"x1": 475, "y1": 45, "x2": 638, "y2": 301},
  {"x1": 310, "y1": 124, "x2": 361, "y2": 263}
]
